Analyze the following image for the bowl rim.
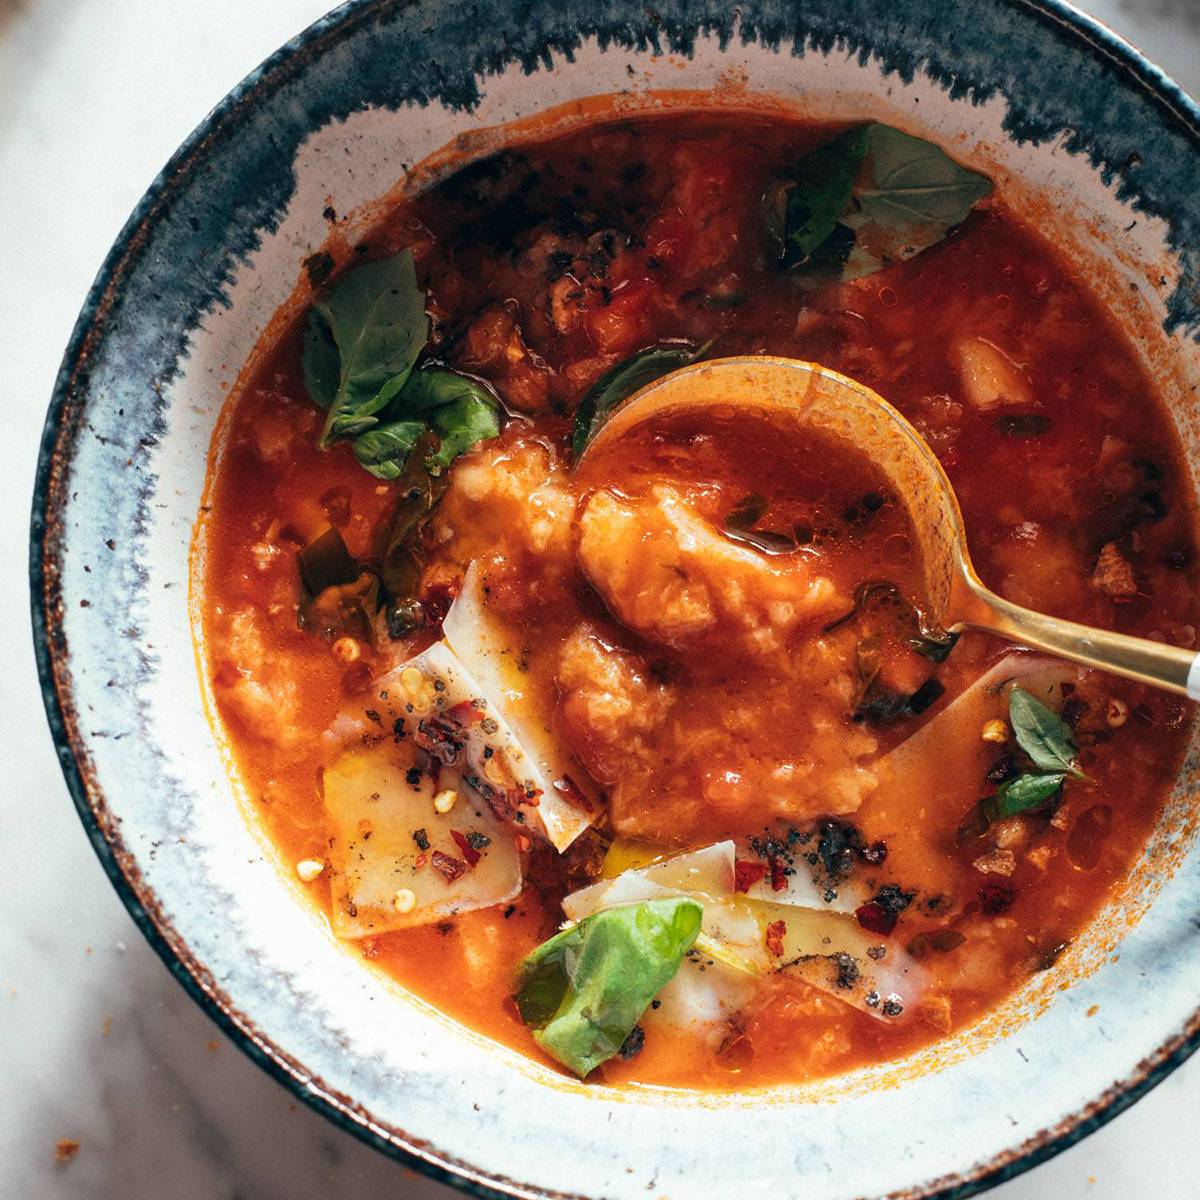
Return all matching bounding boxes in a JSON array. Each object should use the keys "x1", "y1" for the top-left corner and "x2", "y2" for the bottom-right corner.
[{"x1": 27, "y1": 1, "x2": 1200, "y2": 1197}]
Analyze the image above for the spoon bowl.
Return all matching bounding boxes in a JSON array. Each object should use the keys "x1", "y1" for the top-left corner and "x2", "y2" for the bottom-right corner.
[{"x1": 583, "y1": 356, "x2": 1200, "y2": 699}]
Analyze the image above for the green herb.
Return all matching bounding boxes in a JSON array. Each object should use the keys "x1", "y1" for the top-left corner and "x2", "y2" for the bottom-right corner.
[
  {"x1": 302, "y1": 253, "x2": 501, "y2": 470},
  {"x1": 1008, "y1": 686, "x2": 1085, "y2": 778},
  {"x1": 513, "y1": 898, "x2": 702, "y2": 1078},
  {"x1": 725, "y1": 493, "x2": 768, "y2": 528},
  {"x1": 302, "y1": 309, "x2": 340, "y2": 411},
  {"x1": 351, "y1": 419, "x2": 425, "y2": 481},
  {"x1": 419, "y1": 377, "x2": 503, "y2": 473},
  {"x1": 722, "y1": 493, "x2": 798, "y2": 554},
  {"x1": 768, "y1": 123, "x2": 993, "y2": 282},
  {"x1": 571, "y1": 341, "x2": 707, "y2": 460},
  {"x1": 823, "y1": 580, "x2": 903, "y2": 632},
  {"x1": 295, "y1": 526, "x2": 380, "y2": 641},
  {"x1": 305, "y1": 250, "x2": 430, "y2": 447},
  {"x1": 956, "y1": 688, "x2": 1082, "y2": 836},
  {"x1": 826, "y1": 579, "x2": 959, "y2": 671},
  {"x1": 297, "y1": 526, "x2": 359, "y2": 596},
  {"x1": 766, "y1": 125, "x2": 869, "y2": 268},
  {"x1": 297, "y1": 260, "x2": 505, "y2": 631},
  {"x1": 398, "y1": 366, "x2": 494, "y2": 415},
  {"x1": 377, "y1": 428, "x2": 452, "y2": 605},
  {"x1": 993, "y1": 771, "x2": 1065, "y2": 817},
  {"x1": 854, "y1": 677, "x2": 944, "y2": 725},
  {"x1": 907, "y1": 631, "x2": 960, "y2": 662}
]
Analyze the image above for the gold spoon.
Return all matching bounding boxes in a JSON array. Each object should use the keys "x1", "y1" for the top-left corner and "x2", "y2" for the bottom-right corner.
[{"x1": 580, "y1": 355, "x2": 1200, "y2": 700}]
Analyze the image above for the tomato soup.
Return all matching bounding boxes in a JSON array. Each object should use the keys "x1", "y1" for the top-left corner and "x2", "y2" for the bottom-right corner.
[{"x1": 199, "y1": 110, "x2": 1196, "y2": 1089}]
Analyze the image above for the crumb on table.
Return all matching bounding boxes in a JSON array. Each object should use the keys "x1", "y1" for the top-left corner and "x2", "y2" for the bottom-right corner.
[{"x1": 54, "y1": 1139, "x2": 80, "y2": 1164}]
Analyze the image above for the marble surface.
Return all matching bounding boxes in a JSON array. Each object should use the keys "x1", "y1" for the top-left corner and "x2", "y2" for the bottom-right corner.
[{"x1": 3, "y1": 1, "x2": 1199, "y2": 1197}]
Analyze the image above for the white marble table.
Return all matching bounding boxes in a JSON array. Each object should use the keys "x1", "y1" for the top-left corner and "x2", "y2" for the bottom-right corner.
[{"x1": 3, "y1": 2, "x2": 1198, "y2": 1196}]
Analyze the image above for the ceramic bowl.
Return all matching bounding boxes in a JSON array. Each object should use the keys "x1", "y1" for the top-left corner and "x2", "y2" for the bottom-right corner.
[{"x1": 30, "y1": 1, "x2": 1200, "y2": 1197}]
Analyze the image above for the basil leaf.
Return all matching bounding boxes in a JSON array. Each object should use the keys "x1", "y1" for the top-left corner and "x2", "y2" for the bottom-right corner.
[
  {"x1": 296, "y1": 526, "x2": 380, "y2": 640},
  {"x1": 908, "y1": 631, "x2": 960, "y2": 662},
  {"x1": 377, "y1": 428, "x2": 451, "y2": 603},
  {"x1": 722, "y1": 493, "x2": 799, "y2": 554},
  {"x1": 725, "y1": 526, "x2": 799, "y2": 554},
  {"x1": 513, "y1": 898, "x2": 702, "y2": 1078},
  {"x1": 571, "y1": 341, "x2": 707, "y2": 460},
  {"x1": 1008, "y1": 686, "x2": 1085, "y2": 778},
  {"x1": 994, "y1": 771, "x2": 1066, "y2": 817},
  {"x1": 855, "y1": 677, "x2": 944, "y2": 725},
  {"x1": 766, "y1": 125, "x2": 869, "y2": 268},
  {"x1": 725, "y1": 493, "x2": 768, "y2": 529},
  {"x1": 315, "y1": 250, "x2": 429, "y2": 447},
  {"x1": 389, "y1": 368, "x2": 503, "y2": 474},
  {"x1": 352, "y1": 419, "x2": 425, "y2": 481},
  {"x1": 302, "y1": 306, "x2": 339, "y2": 411},
  {"x1": 297, "y1": 526, "x2": 359, "y2": 596},
  {"x1": 823, "y1": 580, "x2": 902, "y2": 633},
  {"x1": 839, "y1": 124, "x2": 993, "y2": 279},
  {"x1": 771, "y1": 123, "x2": 992, "y2": 282},
  {"x1": 395, "y1": 365, "x2": 497, "y2": 416},
  {"x1": 426, "y1": 393, "x2": 502, "y2": 473}
]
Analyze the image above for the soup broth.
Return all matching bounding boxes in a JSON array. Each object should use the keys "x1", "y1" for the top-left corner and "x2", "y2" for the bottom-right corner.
[{"x1": 200, "y1": 109, "x2": 1196, "y2": 1089}]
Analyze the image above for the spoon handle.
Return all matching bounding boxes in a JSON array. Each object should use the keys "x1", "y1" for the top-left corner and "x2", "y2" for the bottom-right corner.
[{"x1": 959, "y1": 580, "x2": 1200, "y2": 700}]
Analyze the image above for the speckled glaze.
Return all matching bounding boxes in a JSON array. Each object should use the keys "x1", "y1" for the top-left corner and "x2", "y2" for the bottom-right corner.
[{"x1": 29, "y1": 2, "x2": 1200, "y2": 1197}]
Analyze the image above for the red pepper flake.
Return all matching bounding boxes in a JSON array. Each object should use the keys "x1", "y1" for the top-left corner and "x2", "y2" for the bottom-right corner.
[
  {"x1": 431, "y1": 850, "x2": 466, "y2": 882},
  {"x1": 734, "y1": 860, "x2": 767, "y2": 893},
  {"x1": 552, "y1": 775, "x2": 592, "y2": 812},
  {"x1": 55, "y1": 1138, "x2": 81, "y2": 1164},
  {"x1": 514, "y1": 833, "x2": 531, "y2": 854},
  {"x1": 855, "y1": 901, "x2": 897, "y2": 935},
  {"x1": 421, "y1": 578, "x2": 460, "y2": 624},
  {"x1": 768, "y1": 855, "x2": 788, "y2": 892},
  {"x1": 413, "y1": 853, "x2": 427, "y2": 869},
  {"x1": 446, "y1": 699, "x2": 482, "y2": 725},
  {"x1": 450, "y1": 829, "x2": 481, "y2": 868},
  {"x1": 765, "y1": 919, "x2": 787, "y2": 958},
  {"x1": 414, "y1": 717, "x2": 463, "y2": 765}
]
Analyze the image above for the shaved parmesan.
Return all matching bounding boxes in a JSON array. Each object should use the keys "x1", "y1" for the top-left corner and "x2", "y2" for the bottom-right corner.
[
  {"x1": 563, "y1": 842, "x2": 735, "y2": 921},
  {"x1": 561, "y1": 845, "x2": 756, "y2": 1037},
  {"x1": 443, "y1": 565, "x2": 596, "y2": 850},
  {"x1": 697, "y1": 897, "x2": 926, "y2": 1019},
  {"x1": 562, "y1": 841, "x2": 926, "y2": 1022},
  {"x1": 868, "y1": 652, "x2": 1084, "y2": 895},
  {"x1": 647, "y1": 956, "x2": 757, "y2": 1036},
  {"x1": 323, "y1": 744, "x2": 521, "y2": 937},
  {"x1": 734, "y1": 840, "x2": 864, "y2": 913},
  {"x1": 881, "y1": 652, "x2": 1081, "y2": 786}
]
